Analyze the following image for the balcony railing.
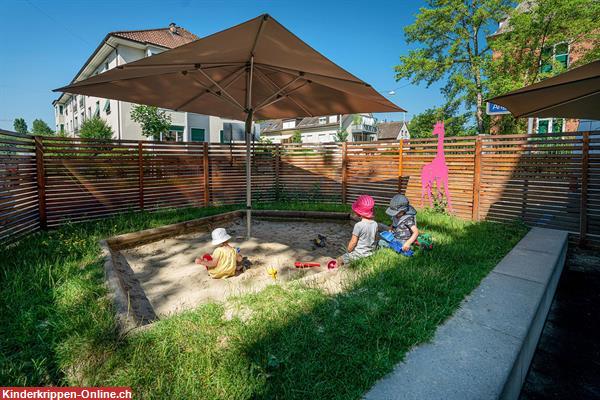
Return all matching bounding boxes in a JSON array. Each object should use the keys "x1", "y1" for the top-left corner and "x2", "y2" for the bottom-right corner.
[{"x1": 351, "y1": 124, "x2": 377, "y2": 134}]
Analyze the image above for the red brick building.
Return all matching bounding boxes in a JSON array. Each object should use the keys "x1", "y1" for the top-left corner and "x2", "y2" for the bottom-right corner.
[{"x1": 490, "y1": 1, "x2": 596, "y2": 133}]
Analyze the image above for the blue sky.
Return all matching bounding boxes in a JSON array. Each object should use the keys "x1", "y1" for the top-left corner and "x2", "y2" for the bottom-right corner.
[{"x1": 0, "y1": 0, "x2": 447, "y2": 131}]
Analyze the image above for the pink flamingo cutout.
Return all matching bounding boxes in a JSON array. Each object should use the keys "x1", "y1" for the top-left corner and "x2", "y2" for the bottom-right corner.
[{"x1": 420, "y1": 121, "x2": 453, "y2": 211}]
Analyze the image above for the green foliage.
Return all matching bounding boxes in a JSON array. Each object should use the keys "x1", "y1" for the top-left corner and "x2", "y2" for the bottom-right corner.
[
  {"x1": 258, "y1": 136, "x2": 273, "y2": 145},
  {"x1": 408, "y1": 104, "x2": 468, "y2": 138},
  {"x1": 130, "y1": 105, "x2": 172, "y2": 140},
  {"x1": 487, "y1": 0, "x2": 600, "y2": 132},
  {"x1": 31, "y1": 119, "x2": 54, "y2": 136},
  {"x1": 78, "y1": 117, "x2": 114, "y2": 140},
  {"x1": 13, "y1": 118, "x2": 27, "y2": 134},
  {"x1": 334, "y1": 129, "x2": 349, "y2": 142},
  {"x1": 395, "y1": 0, "x2": 512, "y2": 133},
  {"x1": 291, "y1": 130, "x2": 302, "y2": 143},
  {"x1": 0, "y1": 202, "x2": 527, "y2": 397}
]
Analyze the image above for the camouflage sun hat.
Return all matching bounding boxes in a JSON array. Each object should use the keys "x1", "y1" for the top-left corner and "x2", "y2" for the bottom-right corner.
[{"x1": 386, "y1": 194, "x2": 410, "y2": 216}]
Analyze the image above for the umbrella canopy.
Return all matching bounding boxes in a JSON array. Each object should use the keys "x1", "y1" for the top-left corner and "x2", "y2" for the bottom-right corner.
[
  {"x1": 54, "y1": 14, "x2": 405, "y2": 237},
  {"x1": 488, "y1": 60, "x2": 600, "y2": 119},
  {"x1": 54, "y1": 14, "x2": 404, "y2": 120}
]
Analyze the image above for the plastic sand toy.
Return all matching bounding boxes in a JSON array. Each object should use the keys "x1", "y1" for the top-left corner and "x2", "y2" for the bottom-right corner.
[
  {"x1": 294, "y1": 262, "x2": 321, "y2": 268},
  {"x1": 266, "y1": 267, "x2": 278, "y2": 279}
]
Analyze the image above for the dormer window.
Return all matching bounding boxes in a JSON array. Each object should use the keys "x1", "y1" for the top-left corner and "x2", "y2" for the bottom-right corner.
[
  {"x1": 318, "y1": 117, "x2": 327, "y2": 124},
  {"x1": 282, "y1": 119, "x2": 296, "y2": 129}
]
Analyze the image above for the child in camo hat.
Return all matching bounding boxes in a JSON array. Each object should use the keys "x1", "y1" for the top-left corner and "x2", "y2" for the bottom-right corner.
[{"x1": 379, "y1": 194, "x2": 419, "y2": 252}]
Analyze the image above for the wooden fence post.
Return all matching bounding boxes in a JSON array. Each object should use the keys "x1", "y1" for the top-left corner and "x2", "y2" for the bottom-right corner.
[
  {"x1": 138, "y1": 141, "x2": 144, "y2": 210},
  {"x1": 274, "y1": 144, "x2": 280, "y2": 201},
  {"x1": 398, "y1": 139, "x2": 404, "y2": 193},
  {"x1": 203, "y1": 142, "x2": 210, "y2": 206},
  {"x1": 471, "y1": 136, "x2": 482, "y2": 221},
  {"x1": 34, "y1": 136, "x2": 47, "y2": 229},
  {"x1": 579, "y1": 131, "x2": 590, "y2": 246},
  {"x1": 341, "y1": 142, "x2": 348, "y2": 204}
]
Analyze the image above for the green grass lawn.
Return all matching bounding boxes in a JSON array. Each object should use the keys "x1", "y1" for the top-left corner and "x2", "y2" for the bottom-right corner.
[{"x1": 0, "y1": 202, "x2": 527, "y2": 399}]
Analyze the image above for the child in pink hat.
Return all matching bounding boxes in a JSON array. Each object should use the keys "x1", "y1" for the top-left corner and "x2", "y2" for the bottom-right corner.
[{"x1": 337, "y1": 195, "x2": 378, "y2": 266}]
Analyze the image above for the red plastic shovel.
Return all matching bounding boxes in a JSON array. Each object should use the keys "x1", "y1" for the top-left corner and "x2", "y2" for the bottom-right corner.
[{"x1": 294, "y1": 262, "x2": 321, "y2": 268}]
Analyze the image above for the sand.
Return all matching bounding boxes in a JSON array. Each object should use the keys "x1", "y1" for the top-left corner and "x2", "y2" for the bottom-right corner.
[{"x1": 121, "y1": 218, "x2": 352, "y2": 316}]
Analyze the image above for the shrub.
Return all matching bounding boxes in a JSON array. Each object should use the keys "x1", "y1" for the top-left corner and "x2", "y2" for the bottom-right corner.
[{"x1": 78, "y1": 117, "x2": 114, "y2": 140}]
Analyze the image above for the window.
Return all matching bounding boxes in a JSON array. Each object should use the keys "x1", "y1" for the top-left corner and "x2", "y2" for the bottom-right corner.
[
  {"x1": 282, "y1": 119, "x2": 296, "y2": 129},
  {"x1": 60, "y1": 124, "x2": 64, "y2": 133},
  {"x1": 161, "y1": 125, "x2": 184, "y2": 142},
  {"x1": 88, "y1": 106, "x2": 92, "y2": 120},
  {"x1": 105, "y1": 62, "x2": 109, "y2": 71},
  {"x1": 536, "y1": 118, "x2": 565, "y2": 134},
  {"x1": 59, "y1": 105, "x2": 63, "y2": 115},
  {"x1": 540, "y1": 42, "x2": 569, "y2": 73},
  {"x1": 191, "y1": 128, "x2": 205, "y2": 142},
  {"x1": 103, "y1": 99, "x2": 111, "y2": 115},
  {"x1": 94, "y1": 101, "x2": 100, "y2": 118},
  {"x1": 220, "y1": 130, "x2": 230, "y2": 143},
  {"x1": 318, "y1": 117, "x2": 327, "y2": 124},
  {"x1": 328, "y1": 115, "x2": 338, "y2": 123}
]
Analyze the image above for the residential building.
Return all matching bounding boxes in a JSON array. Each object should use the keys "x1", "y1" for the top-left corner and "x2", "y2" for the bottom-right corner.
[
  {"x1": 259, "y1": 114, "x2": 378, "y2": 143},
  {"x1": 490, "y1": 1, "x2": 597, "y2": 133},
  {"x1": 377, "y1": 121, "x2": 410, "y2": 141},
  {"x1": 52, "y1": 23, "x2": 257, "y2": 142}
]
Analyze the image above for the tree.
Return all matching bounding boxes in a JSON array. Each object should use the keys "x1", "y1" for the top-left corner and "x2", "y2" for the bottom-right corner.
[
  {"x1": 334, "y1": 129, "x2": 349, "y2": 142},
  {"x1": 31, "y1": 119, "x2": 54, "y2": 135},
  {"x1": 487, "y1": 0, "x2": 599, "y2": 131},
  {"x1": 130, "y1": 105, "x2": 172, "y2": 140},
  {"x1": 79, "y1": 117, "x2": 114, "y2": 140},
  {"x1": 13, "y1": 118, "x2": 27, "y2": 134},
  {"x1": 395, "y1": 0, "x2": 512, "y2": 134},
  {"x1": 408, "y1": 104, "x2": 468, "y2": 138},
  {"x1": 291, "y1": 130, "x2": 302, "y2": 143}
]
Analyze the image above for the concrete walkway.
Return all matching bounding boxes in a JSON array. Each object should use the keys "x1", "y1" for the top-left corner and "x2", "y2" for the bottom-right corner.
[{"x1": 365, "y1": 228, "x2": 568, "y2": 400}]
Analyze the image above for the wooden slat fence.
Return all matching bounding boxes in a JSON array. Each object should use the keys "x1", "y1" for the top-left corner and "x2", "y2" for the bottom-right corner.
[
  {"x1": 0, "y1": 130, "x2": 598, "y2": 248},
  {"x1": 0, "y1": 130, "x2": 39, "y2": 243}
]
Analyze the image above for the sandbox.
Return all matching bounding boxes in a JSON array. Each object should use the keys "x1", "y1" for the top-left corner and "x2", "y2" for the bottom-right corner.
[{"x1": 102, "y1": 210, "x2": 357, "y2": 327}]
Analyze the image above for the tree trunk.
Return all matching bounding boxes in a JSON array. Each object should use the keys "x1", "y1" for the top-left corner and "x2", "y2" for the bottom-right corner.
[{"x1": 474, "y1": 68, "x2": 484, "y2": 134}]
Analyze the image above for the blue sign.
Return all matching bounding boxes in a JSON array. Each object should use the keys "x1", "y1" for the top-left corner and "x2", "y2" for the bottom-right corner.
[{"x1": 486, "y1": 102, "x2": 511, "y2": 115}]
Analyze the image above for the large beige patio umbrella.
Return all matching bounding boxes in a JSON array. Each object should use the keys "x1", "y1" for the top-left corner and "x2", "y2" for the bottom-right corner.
[
  {"x1": 488, "y1": 59, "x2": 600, "y2": 119},
  {"x1": 54, "y1": 14, "x2": 404, "y2": 237}
]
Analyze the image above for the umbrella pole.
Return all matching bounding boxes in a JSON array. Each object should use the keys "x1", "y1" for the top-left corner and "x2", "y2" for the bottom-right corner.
[{"x1": 245, "y1": 111, "x2": 253, "y2": 239}]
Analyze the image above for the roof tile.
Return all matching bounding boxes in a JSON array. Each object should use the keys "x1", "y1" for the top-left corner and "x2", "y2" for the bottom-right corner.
[{"x1": 112, "y1": 26, "x2": 199, "y2": 49}]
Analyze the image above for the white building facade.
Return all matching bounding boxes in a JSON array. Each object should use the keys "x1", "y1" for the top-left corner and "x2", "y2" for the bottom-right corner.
[
  {"x1": 53, "y1": 24, "x2": 257, "y2": 142},
  {"x1": 260, "y1": 114, "x2": 378, "y2": 143}
]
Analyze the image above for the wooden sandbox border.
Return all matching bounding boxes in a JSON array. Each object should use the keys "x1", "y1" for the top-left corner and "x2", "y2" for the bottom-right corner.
[{"x1": 101, "y1": 209, "x2": 354, "y2": 332}]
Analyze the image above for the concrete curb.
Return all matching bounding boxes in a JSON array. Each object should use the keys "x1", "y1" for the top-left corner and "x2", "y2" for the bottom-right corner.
[{"x1": 365, "y1": 227, "x2": 568, "y2": 400}]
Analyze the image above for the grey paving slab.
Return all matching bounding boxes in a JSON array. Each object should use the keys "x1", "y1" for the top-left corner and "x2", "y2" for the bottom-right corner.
[
  {"x1": 513, "y1": 228, "x2": 568, "y2": 255},
  {"x1": 365, "y1": 315, "x2": 521, "y2": 400},
  {"x1": 493, "y1": 247, "x2": 562, "y2": 284},
  {"x1": 455, "y1": 271, "x2": 544, "y2": 340}
]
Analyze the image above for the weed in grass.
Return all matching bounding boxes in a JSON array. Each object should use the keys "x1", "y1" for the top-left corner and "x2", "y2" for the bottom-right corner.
[{"x1": 0, "y1": 203, "x2": 527, "y2": 399}]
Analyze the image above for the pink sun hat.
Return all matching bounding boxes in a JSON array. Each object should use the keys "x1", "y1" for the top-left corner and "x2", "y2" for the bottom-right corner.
[{"x1": 352, "y1": 195, "x2": 375, "y2": 218}]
